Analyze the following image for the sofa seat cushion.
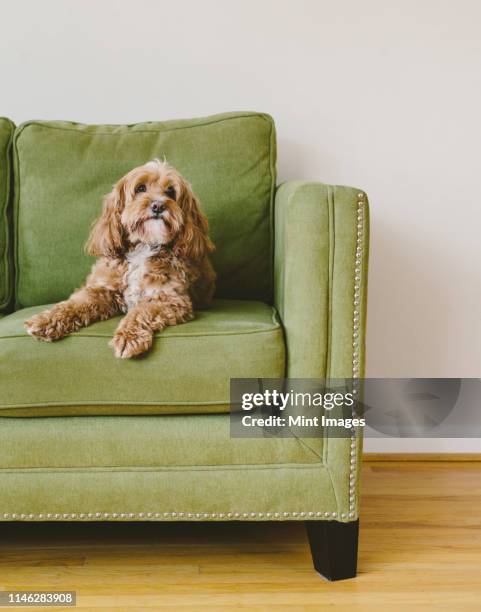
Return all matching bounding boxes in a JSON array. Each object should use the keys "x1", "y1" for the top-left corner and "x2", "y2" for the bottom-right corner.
[
  {"x1": 0, "y1": 299, "x2": 285, "y2": 417},
  {"x1": 13, "y1": 112, "x2": 276, "y2": 307}
]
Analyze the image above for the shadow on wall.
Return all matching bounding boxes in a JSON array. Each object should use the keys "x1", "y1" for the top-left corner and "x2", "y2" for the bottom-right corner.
[{"x1": 366, "y1": 218, "x2": 470, "y2": 377}]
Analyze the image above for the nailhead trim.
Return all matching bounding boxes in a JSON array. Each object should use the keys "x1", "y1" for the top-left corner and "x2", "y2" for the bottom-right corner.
[
  {"x1": 348, "y1": 192, "x2": 365, "y2": 520},
  {"x1": 1, "y1": 511, "x2": 346, "y2": 520}
]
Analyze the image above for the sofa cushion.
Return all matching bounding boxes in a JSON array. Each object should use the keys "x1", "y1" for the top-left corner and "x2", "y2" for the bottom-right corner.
[
  {"x1": 0, "y1": 299, "x2": 285, "y2": 417},
  {"x1": 13, "y1": 112, "x2": 276, "y2": 308},
  {"x1": 0, "y1": 118, "x2": 14, "y2": 312}
]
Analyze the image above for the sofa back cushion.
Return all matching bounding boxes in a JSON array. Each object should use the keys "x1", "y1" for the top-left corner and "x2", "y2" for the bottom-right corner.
[
  {"x1": 13, "y1": 112, "x2": 276, "y2": 308},
  {"x1": 0, "y1": 118, "x2": 14, "y2": 312}
]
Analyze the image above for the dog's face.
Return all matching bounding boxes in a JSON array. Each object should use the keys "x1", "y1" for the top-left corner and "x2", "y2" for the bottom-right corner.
[
  {"x1": 86, "y1": 160, "x2": 213, "y2": 260},
  {"x1": 120, "y1": 160, "x2": 184, "y2": 247}
]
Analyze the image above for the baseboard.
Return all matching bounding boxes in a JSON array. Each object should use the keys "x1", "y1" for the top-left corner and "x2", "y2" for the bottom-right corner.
[{"x1": 363, "y1": 453, "x2": 481, "y2": 462}]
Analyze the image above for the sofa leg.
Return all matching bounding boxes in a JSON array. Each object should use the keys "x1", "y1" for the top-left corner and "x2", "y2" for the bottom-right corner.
[{"x1": 305, "y1": 520, "x2": 359, "y2": 581}]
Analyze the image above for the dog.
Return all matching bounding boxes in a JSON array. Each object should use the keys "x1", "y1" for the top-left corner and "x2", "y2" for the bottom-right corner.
[{"x1": 25, "y1": 159, "x2": 216, "y2": 358}]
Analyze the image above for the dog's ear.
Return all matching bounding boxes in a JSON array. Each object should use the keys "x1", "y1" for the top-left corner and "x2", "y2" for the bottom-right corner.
[
  {"x1": 85, "y1": 179, "x2": 126, "y2": 257},
  {"x1": 173, "y1": 180, "x2": 214, "y2": 261}
]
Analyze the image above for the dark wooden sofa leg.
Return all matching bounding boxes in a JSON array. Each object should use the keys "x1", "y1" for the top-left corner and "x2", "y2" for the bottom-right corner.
[{"x1": 305, "y1": 520, "x2": 359, "y2": 581}]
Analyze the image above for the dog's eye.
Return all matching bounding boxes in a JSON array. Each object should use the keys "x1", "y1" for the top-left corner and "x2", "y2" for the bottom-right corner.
[
  {"x1": 135, "y1": 184, "x2": 147, "y2": 194},
  {"x1": 165, "y1": 186, "x2": 176, "y2": 200}
]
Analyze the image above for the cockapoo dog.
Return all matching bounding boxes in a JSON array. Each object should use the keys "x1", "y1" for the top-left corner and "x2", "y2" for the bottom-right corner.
[{"x1": 25, "y1": 160, "x2": 216, "y2": 358}]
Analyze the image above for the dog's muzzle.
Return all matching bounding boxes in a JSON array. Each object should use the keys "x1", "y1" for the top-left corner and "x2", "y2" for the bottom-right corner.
[{"x1": 150, "y1": 200, "x2": 166, "y2": 218}]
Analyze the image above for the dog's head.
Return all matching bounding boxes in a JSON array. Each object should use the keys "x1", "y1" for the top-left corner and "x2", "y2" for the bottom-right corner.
[{"x1": 86, "y1": 159, "x2": 214, "y2": 260}]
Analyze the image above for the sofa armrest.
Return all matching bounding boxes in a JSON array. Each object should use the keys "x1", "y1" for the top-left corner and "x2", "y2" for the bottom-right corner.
[
  {"x1": 274, "y1": 181, "x2": 369, "y2": 380},
  {"x1": 274, "y1": 181, "x2": 369, "y2": 522}
]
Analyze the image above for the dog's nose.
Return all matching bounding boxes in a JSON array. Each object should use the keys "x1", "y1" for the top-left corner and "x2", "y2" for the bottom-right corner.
[{"x1": 151, "y1": 201, "x2": 166, "y2": 215}]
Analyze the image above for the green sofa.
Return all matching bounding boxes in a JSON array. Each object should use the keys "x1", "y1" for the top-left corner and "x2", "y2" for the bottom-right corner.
[{"x1": 0, "y1": 112, "x2": 369, "y2": 580}]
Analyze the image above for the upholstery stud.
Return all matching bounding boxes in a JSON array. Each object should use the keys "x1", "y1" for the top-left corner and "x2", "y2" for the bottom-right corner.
[{"x1": 348, "y1": 197, "x2": 364, "y2": 522}]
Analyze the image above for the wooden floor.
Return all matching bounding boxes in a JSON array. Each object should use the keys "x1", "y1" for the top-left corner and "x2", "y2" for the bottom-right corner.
[{"x1": 1, "y1": 461, "x2": 480, "y2": 610}]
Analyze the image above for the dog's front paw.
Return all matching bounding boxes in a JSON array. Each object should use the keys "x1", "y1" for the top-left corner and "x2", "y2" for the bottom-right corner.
[
  {"x1": 24, "y1": 311, "x2": 68, "y2": 342},
  {"x1": 109, "y1": 327, "x2": 153, "y2": 359}
]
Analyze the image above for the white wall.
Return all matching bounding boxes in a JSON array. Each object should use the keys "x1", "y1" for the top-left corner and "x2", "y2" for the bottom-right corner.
[{"x1": 1, "y1": 0, "x2": 480, "y2": 451}]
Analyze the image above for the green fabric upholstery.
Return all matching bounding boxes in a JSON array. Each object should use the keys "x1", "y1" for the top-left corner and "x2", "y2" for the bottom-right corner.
[
  {"x1": 0, "y1": 414, "x2": 335, "y2": 520},
  {"x1": 0, "y1": 414, "x2": 321, "y2": 469},
  {"x1": 0, "y1": 467, "x2": 337, "y2": 522},
  {"x1": 13, "y1": 112, "x2": 276, "y2": 308},
  {"x1": 0, "y1": 299, "x2": 285, "y2": 417},
  {"x1": 274, "y1": 182, "x2": 368, "y2": 379},
  {"x1": 0, "y1": 118, "x2": 14, "y2": 312},
  {"x1": 274, "y1": 182, "x2": 369, "y2": 521}
]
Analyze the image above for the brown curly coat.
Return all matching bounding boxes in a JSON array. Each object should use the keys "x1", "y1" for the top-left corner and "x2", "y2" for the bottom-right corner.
[{"x1": 25, "y1": 160, "x2": 216, "y2": 358}]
